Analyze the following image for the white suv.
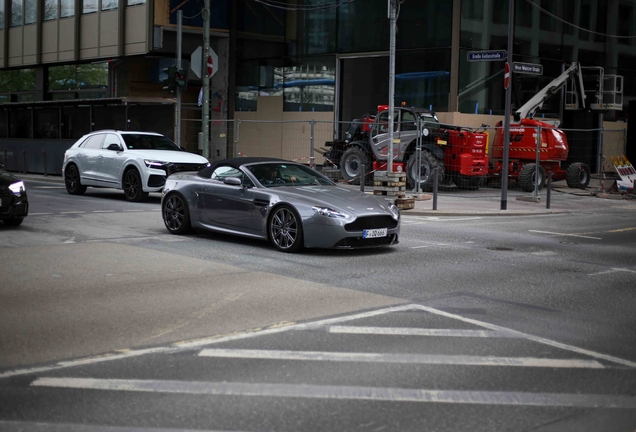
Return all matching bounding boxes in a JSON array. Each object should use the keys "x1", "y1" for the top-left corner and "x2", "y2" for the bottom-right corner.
[{"x1": 62, "y1": 130, "x2": 209, "y2": 202}]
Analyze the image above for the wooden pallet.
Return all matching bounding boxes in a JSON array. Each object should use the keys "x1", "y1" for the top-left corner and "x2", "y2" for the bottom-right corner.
[
  {"x1": 373, "y1": 190, "x2": 406, "y2": 198},
  {"x1": 395, "y1": 197, "x2": 415, "y2": 210}
]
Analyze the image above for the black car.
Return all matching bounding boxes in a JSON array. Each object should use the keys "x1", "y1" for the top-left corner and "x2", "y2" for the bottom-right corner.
[{"x1": 0, "y1": 163, "x2": 28, "y2": 226}]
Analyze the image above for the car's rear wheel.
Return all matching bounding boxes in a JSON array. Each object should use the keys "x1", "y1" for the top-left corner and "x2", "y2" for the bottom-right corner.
[
  {"x1": 269, "y1": 205, "x2": 303, "y2": 253},
  {"x1": 162, "y1": 193, "x2": 191, "y2": 234},
  {"x1": 123, "y1": 168, "x2": 149, "y2": 202},
  {"x1": 2, "y1": 217, "x2": 23, "y2": 226},
  {"x1": 64, "y1": 164, "x2": 87, "y2": 195}
]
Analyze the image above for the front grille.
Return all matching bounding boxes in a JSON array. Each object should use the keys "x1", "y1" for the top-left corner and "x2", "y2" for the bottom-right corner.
[
  {"x1": 0, "y1": 188, "x2": 11, "y2": 208},
  {"x1": 165, "y1": 163, "x2": 208, "y2": 175},
  {"x1": 345, "y1": 215, "x2": 398, "y2": 232},
  {"x1": 334, "y1": 234, "x2": 398, "y2": 248}
]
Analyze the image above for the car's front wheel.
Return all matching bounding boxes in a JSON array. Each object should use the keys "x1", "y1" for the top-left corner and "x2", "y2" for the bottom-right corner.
[
  {"x1": 269, "y1": 205, "x2": 303, "y2": 253},
  {"x1": 64, "y1": 164, "x2": 87, "y2": 195},
  {"x1": 162, "y1": 193, "x2": 191, "y2": 234},
  {"x1": 123, "y1": 168, "x2": 149, "y2": 202},
  {"x1": 2, "y1": 217, "x2": 23, "y2": 226}
]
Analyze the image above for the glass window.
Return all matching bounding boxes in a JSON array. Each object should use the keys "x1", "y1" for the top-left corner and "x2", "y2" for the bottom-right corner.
[
  {"x1": 400, "y1": 111, "x2": 417, "y2": 131},
  {"x1": 24, "y1": 0, "x2": 35, "y2": 24},
  {"x1": 618, "y1": 4, "x2": 633, "y2": 46},
  {"x1": 77, "y1": 63, "x2": 108, "y2": 90},
  {"x1": 283, "y1": 56, "x2": 335, "y2": 112},
  {"x1": 11, "y1": 0, "x2": 23, "y2": 26},
  {"x1": 33, "y1": 108, "x2": 60, "y2": 139},
  {"x1": 103, "y1": 133, "x2": 122, "y2": 149},
  {"x1": 0, "y1": 1, "x2": 4, "y2": 29},
  {"x1": 82, "y1": 134, "x2": 105, "y2": 149},
  {"x1": 539, "y1": 0, "x2": 556, "y2": 31},
  {"x1": 44, "y1": 0, "x2": 58, "y2": 20},
  {"x1": 9, "y1": 109, "x2": 31, "y2": 138},
  {"x1": 60, "y1": 0, "x2": 74, "y2": 17},
  {"x1": 396, "y1": 49, "x2": 451, "y2": 113},
  {"x1": 290, "y1": 1, "x2": 336, "y2": 56},
  {"x1": 336, "y1": 0, "x2": 388, "y2": 53},
  {"x1": 127, "y1": 0, "x2": 145, "y2": 4},
  {"x1": 83, "y1": 0, "x2": 97, "y2": 14},
  {"x1": 49, "y1": 65, "x2": 77, "y2": 90},
  {"x1": 102, "y1": 0, "x2": 117, "y2": 11},
  {"x1": 397, "y1": 0, "x2": 452, "y2": 49},
  {"x1": 211, "y1": 166, "x2": 244, "y2": 181}
]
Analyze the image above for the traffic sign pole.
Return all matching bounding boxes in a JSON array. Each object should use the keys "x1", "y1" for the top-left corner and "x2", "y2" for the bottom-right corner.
[
  {"x1": 501, "y1": 0, "x2": 514, "y2": 210},
  {"x1": 176, "y1": 11, "x2": 182, "y2": 148},
  {"x1": 504, "y1": 62, "x2": 510, "y2": 89},
  {"x1": 202, "y1": 0, "x2": 210, "y2": 160}
]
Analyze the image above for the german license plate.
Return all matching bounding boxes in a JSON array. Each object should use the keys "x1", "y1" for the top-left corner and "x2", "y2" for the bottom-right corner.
[{"x1": 363, "y1": 228, "x2": 387, "y2": 239}]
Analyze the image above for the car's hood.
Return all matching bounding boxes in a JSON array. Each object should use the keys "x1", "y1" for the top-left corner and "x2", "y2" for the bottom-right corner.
[
  {"x1": 276, "y1": 185, "x2": 395, "y2": 216},
  {"x1": 125, "y1": 150, "x2": 209, "y2": 164},
  {"x1": 0, "y1": 170, "x2": 22, "y2": 187}
]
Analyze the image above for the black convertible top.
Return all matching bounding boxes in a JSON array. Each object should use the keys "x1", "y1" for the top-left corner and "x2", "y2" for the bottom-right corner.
[{"x1": 197, "y1": 157, "x2": 288, "y2": 178}]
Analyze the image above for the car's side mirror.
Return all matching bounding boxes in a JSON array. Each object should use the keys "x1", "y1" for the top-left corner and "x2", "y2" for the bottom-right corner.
[
  {"x1": 223, "y1": 177, "x2": 242, "y2": 186},
  {"x1": 107, "y1": 143, "x2": 122, "y2": 151}
]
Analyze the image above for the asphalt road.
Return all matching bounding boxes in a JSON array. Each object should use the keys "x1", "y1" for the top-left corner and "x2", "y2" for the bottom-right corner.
[{"x1": 1, "y1": 178, "x2": 635, "y2": 431}]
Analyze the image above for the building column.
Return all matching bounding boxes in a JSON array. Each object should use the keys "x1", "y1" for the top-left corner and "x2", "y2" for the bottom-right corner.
[{"x1": 449, "y1": 0, "x2": 461, "y2": 112}]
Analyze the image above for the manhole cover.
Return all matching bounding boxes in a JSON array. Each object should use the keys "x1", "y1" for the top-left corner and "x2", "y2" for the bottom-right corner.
[{"x1": 486, "y1": 247, "x2": 515, "y2": 251}]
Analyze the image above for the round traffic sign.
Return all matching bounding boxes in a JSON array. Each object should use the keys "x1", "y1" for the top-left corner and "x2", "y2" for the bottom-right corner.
[
  {"x1": 207, "y1": 55, "x2": 214, "y2": 76},
  {"x1": 504, "y1": 62, "x2": 510, "y2": 89}
]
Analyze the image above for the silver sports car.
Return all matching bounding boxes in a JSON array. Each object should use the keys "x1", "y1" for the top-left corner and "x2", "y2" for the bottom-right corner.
[{"x1": 161, "y1": 157, "x2": 400, "y2": 252}]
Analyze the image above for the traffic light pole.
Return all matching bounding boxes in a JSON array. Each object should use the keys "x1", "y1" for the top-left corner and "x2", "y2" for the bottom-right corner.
[
  {"x1": 176, "y1": 10, "x2": 182, "y2": 148},
  {"x1": 202, "y1": 0, "x2": 211, "y2": 160}
]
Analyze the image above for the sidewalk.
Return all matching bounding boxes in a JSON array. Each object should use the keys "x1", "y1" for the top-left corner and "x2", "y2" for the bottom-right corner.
[{"x1": 18, "y1": 173, "x2": 636, "y2": 217}]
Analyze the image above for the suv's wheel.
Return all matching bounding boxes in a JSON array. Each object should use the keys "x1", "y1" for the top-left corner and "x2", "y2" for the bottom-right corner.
[
  {"x1": 406, "y1": 150, "x2": 445, "y2": 191},
  {"x1": 64, "y1": 164, "x2": 87, "y2": 195},
  {"x1": 2, "y1": 217, "x2": 24, "y2": 226},
  {"x1": 123, "y1": 168, "x2": 149, "y2": 202},
  {"x1": 269, "y1": 205, "x2": 303, "y2": 253},
  {"x1": 566, "y1": 162, "x2": 591, "y2": 189},
  {"x1": 518, "y1": 163, "x2": 546, "y2": 192},
  {"x1": 340, "y1": 147, "x2": 372, "y2": 185},
  {"x1": 162, "y1": 192, "x2": 191, "y2": 234}
]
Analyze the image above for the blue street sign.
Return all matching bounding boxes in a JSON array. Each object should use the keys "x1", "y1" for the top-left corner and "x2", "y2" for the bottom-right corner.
[
  {"x1": 467, "y1": 50, "x2": 507, "y2": 62},
  {"x1": 512, "y1": 62, "x2": 543, "y2": 75}
]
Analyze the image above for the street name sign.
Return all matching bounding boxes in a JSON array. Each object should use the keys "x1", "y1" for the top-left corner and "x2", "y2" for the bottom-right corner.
[
  {"x1": 512, "y1": 62, "x2": 543, "y2": 75},
  {"x1": 467, "y1": 50, "x2": 507, "y2": 62}
]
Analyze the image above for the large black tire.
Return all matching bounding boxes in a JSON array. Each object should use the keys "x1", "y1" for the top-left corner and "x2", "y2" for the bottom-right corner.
[
  {"x1": 162, "y1": 192, "x2": 191, "y2": 234},
  {"x1": 566, "y1": 162, "x2": 591, "y2": 189},
  {"x1": 455, "y1": 175, "x2": 485, "y2": 191},
  {"x1": 340, "y1": 147, "x2": 372, "y2": 185},
  {"x1": 518, "y1": 163, "x2": 546, "y2": 192},
  {"x1": 123, "y1": 168, "x2": 149, "y2": 202},
  {"x1": 64, "y1": 164, "x2": 87, "y2": 195},
  {"x1": 406, "y1": 150, "x2": 445, "y2": 191},
  {"x1": 2, "y1": 217, "x2": 24, "y2": 226},
  {"x1": 269, "y1": 205, "x2": 303, "y2": 253}
]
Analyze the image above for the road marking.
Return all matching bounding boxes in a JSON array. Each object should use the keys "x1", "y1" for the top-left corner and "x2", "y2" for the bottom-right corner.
[
  {"x1": 29, "y1": 212, "x2": 53, "y2": 215},
  {"x1": 31, "y1": 378, "x2": 636, "y2": 408},
  {"x1": 198, "y1": 349, "x2": 603, "y2": 369},
  {"x1": 60, "y1": 211, "x2": 85, "y2": 214},
  {"x1": 410, "y1": 245, "x2": 431, "y2": 249},
  {"x1": 0, "y1": 420, "x2": 227, "y2": 432},
  {"x1": 529, "y1": 230, "x2": 602, "y2": 240},
  {"x1": 588, "y1": 268, "x2": 636, "y2": 276},
  {"x1": 607, "y1": 227, "x2": 636, "y2": 233},
  {"x1": 328, "y1": 326, "x2": 518, "y2": 338},
  {"x1": 411, "y1": 304, "x2": 636, "y2": 368},
  {"x1": 92, "y1": 210, "x2": 115, "y2": 213},
  {"x1": 123, "y1": 209, "x2": 146, "y2": 212}
]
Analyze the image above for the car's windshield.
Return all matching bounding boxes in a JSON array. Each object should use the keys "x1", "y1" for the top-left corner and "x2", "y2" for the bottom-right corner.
[
  {"x1": 121, "y1": 134, "x2": 182, "y2": 151},
  {"x1": 246, "y1": 163, "x2": 335, "y2": 188}
]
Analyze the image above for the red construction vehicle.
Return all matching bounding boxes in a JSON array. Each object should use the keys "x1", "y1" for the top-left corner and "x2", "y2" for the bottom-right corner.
[
  {"x1": 490, "y1": 62, "x2": 598, "y2": 191},
  {"x1": 322, "y1": 105, "x2": 489, "y2": 190}
]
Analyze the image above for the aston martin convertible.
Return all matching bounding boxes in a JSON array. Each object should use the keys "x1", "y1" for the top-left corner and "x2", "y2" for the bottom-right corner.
[{"x1": 160, "y1": 157, "x2": 400, "y2": 252}]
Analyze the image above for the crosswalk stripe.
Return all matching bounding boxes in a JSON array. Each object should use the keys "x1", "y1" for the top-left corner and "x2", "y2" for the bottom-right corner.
[
  {"x1": 198, "y1": 349, "x2": 604, "y2": 369},
  {"x1": 31, "y1": 377, "x2": 636, "y2": 409},
  {"x1": 328, "y1": 326, "x2": 518, "y2": 338}
]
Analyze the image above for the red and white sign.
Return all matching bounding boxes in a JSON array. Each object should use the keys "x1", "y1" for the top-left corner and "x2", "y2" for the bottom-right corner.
[
  {"x1": 504, "y1": 62, "x2": 510, "y2": 89},
  {"x1": 207, "y1": 55, "x2": 214, "y2": 76}
]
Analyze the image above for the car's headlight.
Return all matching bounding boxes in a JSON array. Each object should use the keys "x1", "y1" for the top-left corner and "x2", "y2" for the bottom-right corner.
[
  {"x1": 312, "y1": 206, "x2": 348, "y2": 218},
  {"x1": 144, "y1": 160, "x2": 167, "y2": 168},
  {"x1": 388, "y1": 203, "x2": 400, "y2": 220},
  {"x1": 9, "y1": 181, "x2": 25, "y2": 195}
]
